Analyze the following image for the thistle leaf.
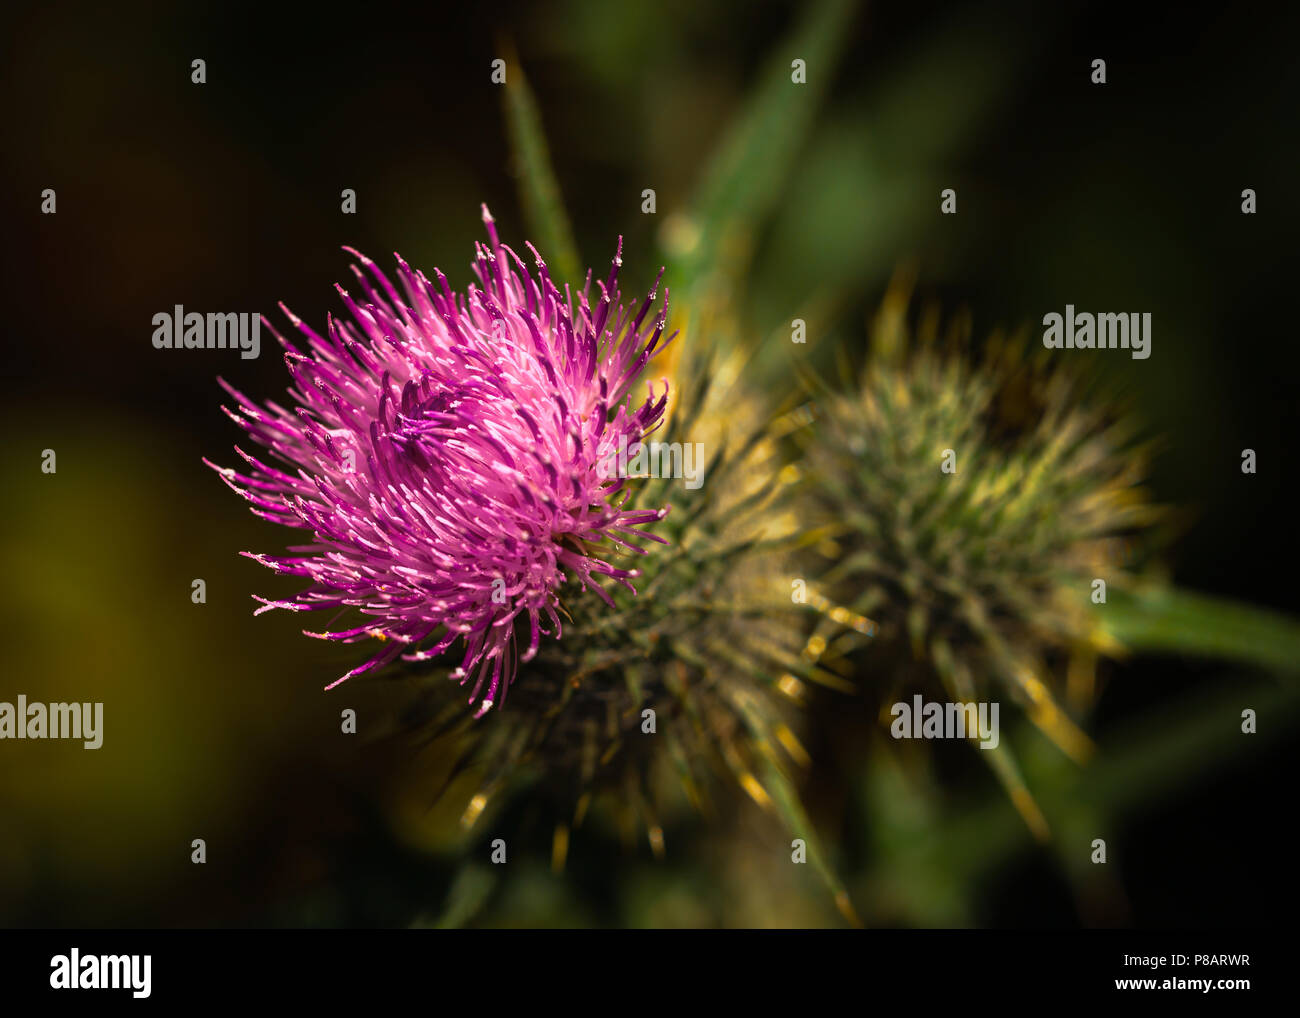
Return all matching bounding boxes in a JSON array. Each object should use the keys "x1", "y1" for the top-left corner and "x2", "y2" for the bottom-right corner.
[
  {"x1": 500, "y1": 46, "x2": 582, "y2": 286},
  {"x1": 675, "y1": 0, "x2": 860, "y2": 289},
  {"x1": 425, "y1": 864, "x2": 497, "y2": 930},
  {"x1": 758, "y1": 758, "x2": 860, "y2": 926},
  {"x1": 1101, "y1": 585, "x2": 1300, "y2": 674}
]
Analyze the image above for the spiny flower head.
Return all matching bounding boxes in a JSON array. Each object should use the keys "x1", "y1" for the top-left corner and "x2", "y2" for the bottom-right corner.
[
  {"x1": 393, "y1": 362, "x2": 867, "y2": 919},
  {"x1": 208, "y1": 206, "x2": 674, "y2": 713},
  {"x1": 804, "y1": 277, "x2": 1162, "y2": 760}
]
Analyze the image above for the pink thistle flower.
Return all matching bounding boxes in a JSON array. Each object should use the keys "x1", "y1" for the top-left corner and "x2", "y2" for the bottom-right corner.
[{"x1": 208, "y1": 206, "x2": 674, "y2": 714}]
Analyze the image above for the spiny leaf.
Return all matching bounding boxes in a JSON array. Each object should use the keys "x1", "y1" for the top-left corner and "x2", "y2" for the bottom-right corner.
[
  {"x1": 1101, "y1": 585, "x2": 1300, "y2": 674},
  {"x1": 758, "y1": 758, "x2": 860, "y2": 926},
  {"x1": 499, "y1": 44, "x2": 582, "y2": 286},
  {"x1": 673, "y1": 0, "x2": 860, "y2": 289},
  {"x1": 426, "y1": 864, "x2": 497, "y2": 929},
  {"x1": 860, "y1": 679, "x2": 1300, "y2": 925}
]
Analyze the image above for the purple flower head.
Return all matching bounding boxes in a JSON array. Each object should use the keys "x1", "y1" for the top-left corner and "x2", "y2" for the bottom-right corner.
[{"x1": 208, "y1": 205, "x2": 675, "y2": 714}]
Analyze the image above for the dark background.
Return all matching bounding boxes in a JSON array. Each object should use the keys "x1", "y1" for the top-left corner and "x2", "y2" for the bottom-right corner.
[{"x1": 1, "y1": 0, "x2": 1296, "y2": 927}]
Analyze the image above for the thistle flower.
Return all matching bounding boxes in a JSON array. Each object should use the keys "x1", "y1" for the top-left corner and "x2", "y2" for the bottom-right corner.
[
  {"x1": 395, "y1": 361, "x2": 865, "y2": 920},
  {"x1": 208, "y1": 206, "x2": 673, "y2": 714}
]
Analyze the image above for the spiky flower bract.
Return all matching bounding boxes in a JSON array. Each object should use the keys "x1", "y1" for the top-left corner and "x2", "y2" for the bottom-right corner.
[
  {"x1": 803, "y1": 276, "x2": 1163, "y2": 774},
  {"x1": 209, "y1": 206, "x2": 673, "y2": 713},
  {"x1": 392, "y1": 357, "x2": 867, "y2": 918}
]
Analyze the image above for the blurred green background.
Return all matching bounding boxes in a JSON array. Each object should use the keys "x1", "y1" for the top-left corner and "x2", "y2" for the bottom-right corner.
[{"x1": 2, "y1": 0, "x2": 1297, "y2": 927}]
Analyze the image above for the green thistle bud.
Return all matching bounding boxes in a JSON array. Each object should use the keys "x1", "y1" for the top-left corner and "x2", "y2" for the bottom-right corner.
[{"x1": 799, "y1": 275, "x2": 1164, "y2": 828}]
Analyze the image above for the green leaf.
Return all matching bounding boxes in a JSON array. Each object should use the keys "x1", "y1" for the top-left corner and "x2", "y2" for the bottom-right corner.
[
  {"x1": 673, "y1": 0, "x2": 861, "y2": 290},
  {"x1": 758, "y1": 758, "x2": 860, "y2": 927},
  {"x1": 500, "y1": 50, "x2": 582, "y2": 286},
  {"x1": 414, "y1": 863, "x2": 496, "y2": 929},
  {"x1": 859, "y1": 678, "x2": 1300, "y2": 925},
  {"x1": 1102, "y1": 585, "x2": 1300, "y2": 673}
]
